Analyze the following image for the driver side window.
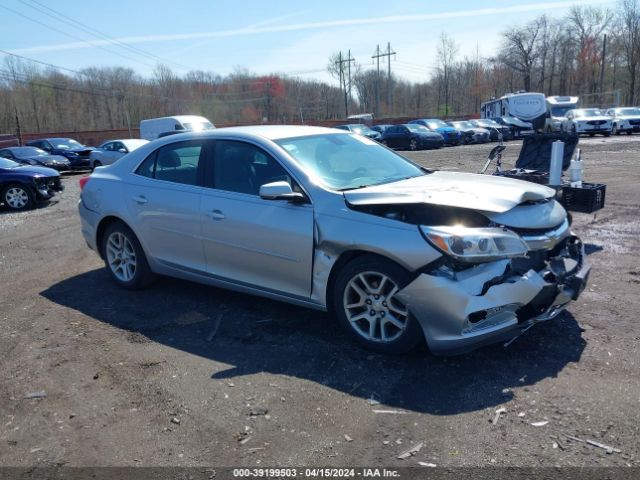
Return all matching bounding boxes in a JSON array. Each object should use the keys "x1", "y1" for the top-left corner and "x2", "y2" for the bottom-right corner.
[{"x1": 212, "y1": 141, "x2": 291, "y2": 196}]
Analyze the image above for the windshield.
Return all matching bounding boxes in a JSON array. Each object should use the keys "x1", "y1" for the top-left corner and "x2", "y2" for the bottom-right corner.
[
  {"x1": 551, "y1": 106, "x2": 573, "y2": 117},
  {"x1": 475, "y1": 119, "x2": 498, "y2": 127},
  {"x1": 616, "y1": 108, "x2": 640, "y2": 115},
  {"x1": 12, "y1": 147, "x2": 48, "y2": 158},
  {"x1": 51, "y1": 138, "x2": 84, "y2": 149},
  {"x1": 350, "y1": 125, "x2": 374, "y2": 135},
  {"x1": 275, "y1": 133, "x2": 425, "y2": 191},
  {"x1": 452, "y1": 121, "x2": 473, "y2": 129},
  {"x1": 574, "y1": 109, "x2": 603, "y2": 118},
  {"x1": 405, "y1": 124, "x2": 429, "y2": 133},
  {"x1": 425, "y1": 119, "x2": 448, "y2": 129},
  {"x1": 0, "y1": 158, "x2": 20, "y2": 168}
]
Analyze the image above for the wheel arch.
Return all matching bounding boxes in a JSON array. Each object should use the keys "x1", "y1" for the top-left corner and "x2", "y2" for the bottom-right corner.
[
  {"x1": 325, "y1": 249, "x2": 408, "y2": 315},
  {"x1": 95, "y1": 215, "x2": 129, "y2": 259}
]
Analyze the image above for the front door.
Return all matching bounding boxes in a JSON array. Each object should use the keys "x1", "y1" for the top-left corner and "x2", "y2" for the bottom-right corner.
[{"x1": 200, "y1": 140, "x2": 314, "y2": 298}]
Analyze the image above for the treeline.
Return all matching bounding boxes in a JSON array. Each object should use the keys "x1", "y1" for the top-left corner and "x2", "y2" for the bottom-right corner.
[{"x1": 1, "y1": 1, "x2": 638, "y2": 134}]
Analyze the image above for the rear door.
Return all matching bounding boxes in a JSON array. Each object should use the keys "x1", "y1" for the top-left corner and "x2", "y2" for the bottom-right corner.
[
  {"x1": 126, "y1": 139, "x2": 210, "y2": 272},
  {"x1": 200, "y1": 139, "x2": 314, "y2": 298}
]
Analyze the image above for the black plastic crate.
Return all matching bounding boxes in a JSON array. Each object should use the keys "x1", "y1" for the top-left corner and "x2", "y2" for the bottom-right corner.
[{"x1": 561, "y1": 182, "x2": 606, "y2": 213}]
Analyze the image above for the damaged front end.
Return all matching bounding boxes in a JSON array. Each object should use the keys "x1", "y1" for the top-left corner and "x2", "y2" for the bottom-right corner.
[{"x1": 397, "y1": 231, "x2": 590, "y2": 355}]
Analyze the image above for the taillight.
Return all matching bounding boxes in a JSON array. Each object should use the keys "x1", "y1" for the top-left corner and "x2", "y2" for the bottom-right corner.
[{"x1": 79, "y1": 176, "x2": 90, "y2": 191}]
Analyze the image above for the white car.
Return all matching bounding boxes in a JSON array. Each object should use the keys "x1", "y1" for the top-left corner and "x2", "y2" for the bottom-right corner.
[
  {"x1": 562, "y1": 108, "x2": 612, "y2": 136},
  {"x1": 90, "y1": 139, "x2": 149, "y2": 169},
  {"x1": 605, "y1": 107, "x2": 640, "y2": 135}
]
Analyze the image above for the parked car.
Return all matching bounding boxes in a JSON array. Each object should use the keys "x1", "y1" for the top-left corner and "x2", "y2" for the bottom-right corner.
[
  {"x1": 334, "y1": 124, "x2": 381, "y2": 141},
  {"x1": 408, "y1": 119, "x2": 461, "y2": 145},
  {"x1": 90, "y1": 139, "x2": 149, "y2": 169},
  {"x1": 140, "y1": 115, "x2": 215, "y2": 141},
  {"x1": 380, "y1": 124, "x2": 444, "y2": 150},
  {"x1": 446, "y1": 121, "x2": 490, "y2": 144},
  {"x1": 25, "y1": 138, "x2": 94, "y2": 169},
  {"x1": 468, "y1": 119, "x2": 511, "y2": 141},
  {"x1": 370, "y1": 124, "x2": 394, "y2": 135},
  {"x1": 0, "y1": 146, "x2": 71, "y2": 172},
  {"x1": 0, "y1": 157, "x2": 63, "y2": 210},
  {"x1": 79, "y1": 126, "x2": 590, "y2": 355},
  {"x1": 491, "y1": 116, "x2": 534, "y2": 138},
  {"x1": 561, "y1": 108, "x2": 612, "y2": 136},
  {"x1": 605, "y1": 107, "x2": 640, "y2": 135}
]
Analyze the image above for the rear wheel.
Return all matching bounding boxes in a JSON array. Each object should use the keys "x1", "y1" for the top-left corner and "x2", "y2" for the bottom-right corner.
[
  {"x1": 332, "y1": 255, "x2": 423, "y2": 354},
  {"x1": 102, "y1": 221, "x2": 155, "y2": 289},
  {"x1": 2, "y1": 184, "x2": 34, "y2": 211}
]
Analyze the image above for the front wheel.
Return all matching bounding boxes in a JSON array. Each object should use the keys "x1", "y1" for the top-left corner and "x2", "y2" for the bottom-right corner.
[
  {"x1": 332, "y1": 255, "x2": 424, "y2": 354},
  {"x1": 409, "y1": 138, "x2": 418, "y2": 151},
  {"x1": 102, "y1": 221, "x2": 155, "y2": 289},
  {"x1": 2, "y1": 184, "x2": 34, "y2": 211},
  {"x1": 603, "y1": 132, "x2": 611, "y2": 137},
  {"x1": 613, "y1": 124, "x2": 620, "y2": 135}
]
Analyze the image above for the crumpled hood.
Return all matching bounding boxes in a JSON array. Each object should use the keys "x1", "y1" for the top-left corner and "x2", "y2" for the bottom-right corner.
[{"x1": 344, "y1": 171, "x2": 555, "y2": 213}]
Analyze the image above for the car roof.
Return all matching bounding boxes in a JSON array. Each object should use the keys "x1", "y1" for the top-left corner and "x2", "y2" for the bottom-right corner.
[{"x1": 194, "y1": 125, "x2": 345, "y2": 141}]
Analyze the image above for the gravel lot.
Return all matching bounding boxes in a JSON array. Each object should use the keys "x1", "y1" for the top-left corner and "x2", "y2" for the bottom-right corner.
[{"x1": 1, "y1": 135, "x2": 639, "y2": 468}]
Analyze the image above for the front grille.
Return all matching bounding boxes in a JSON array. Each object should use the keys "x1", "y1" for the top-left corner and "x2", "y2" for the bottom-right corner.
[
  {"x1": 587, "y1": 120, "x2": 606, "y2": 125},
  {"x1": 629, "y1": 120, "x2": 640, "y2": 125}
]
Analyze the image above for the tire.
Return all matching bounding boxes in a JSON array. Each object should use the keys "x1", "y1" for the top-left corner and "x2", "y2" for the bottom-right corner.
[
  {"x1": 2, "y1": 183, "x2": 34, "y2": 211},
  {"x1": 589, "y1": 133, "x2": 595, "y2": 137},
  {"x1": 409, "y1": 138, "x2": 418, "y2": 151},
  {"x1": 627, "y1": 131, "x2": 633, "y2": 135},
  {"x1": 92, "y1": 160, "x2": 102, "y2": 171},
  {"x1": 613, "y1": 124, "x2": 620, "y2": 135},
  {"x1": 101, "y1": 221, "x2": 155, "y2": 289},
  {"x1": 603, "y1": 132, "x2": 610, "y2": 137},
  {"x1": 332, "y1": 255, "x2": 424, "y2": 354}
]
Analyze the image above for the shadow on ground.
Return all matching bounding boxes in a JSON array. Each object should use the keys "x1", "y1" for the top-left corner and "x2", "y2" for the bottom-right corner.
[{"x1": 41, "y1": 268, "x2": 586, "y2": 415}]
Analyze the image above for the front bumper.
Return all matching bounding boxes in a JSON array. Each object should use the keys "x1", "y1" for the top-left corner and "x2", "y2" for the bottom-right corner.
[
  {"x1": 33, "y1": 177, "x2": 64, "y2": 201},
  {"x1": 575, "y1": 122, "x2": 612, "y2": 133},
  {"x1": 397, "y1": 235, "x2": 590, "y2": 355}
]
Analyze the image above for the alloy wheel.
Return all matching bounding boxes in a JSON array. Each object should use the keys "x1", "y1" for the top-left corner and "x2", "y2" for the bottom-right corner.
[
  {"x1": 105, "y1": 231, "x2": 137, "y2": 282},
  {"x1": 343, "y1": 271, "x2": 408, "y2": 343},
  {"x1": 5, "y1": 187, "x2": 29, "y2": 209}
]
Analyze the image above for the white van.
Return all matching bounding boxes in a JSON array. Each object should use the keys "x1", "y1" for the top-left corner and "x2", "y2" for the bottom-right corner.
[{"x1": 139, "y1": 115, "x2": 215, "y2": 141}]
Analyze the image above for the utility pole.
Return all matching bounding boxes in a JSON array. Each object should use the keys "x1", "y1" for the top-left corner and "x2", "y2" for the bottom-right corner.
[
  {"x1": 599, "y1": 34, "x2": 607, "y2": 105},
  {"x1": 372, "y1": 42, "x2": 396, "y2": 115},
  {"x1": 14, "y1": 107, "x2": 22, "y2": 146},
  {"x1": 334, "y1": 51, "x2": 355, "y2": 118},
  {"x1": 372, "y1": 44, "x2": 381, "y2": 117}
]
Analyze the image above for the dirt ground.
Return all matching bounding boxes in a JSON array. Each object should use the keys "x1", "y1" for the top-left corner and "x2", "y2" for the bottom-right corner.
[{"x1": 0, "y1": 135, "x2": 639, "y2": 469}]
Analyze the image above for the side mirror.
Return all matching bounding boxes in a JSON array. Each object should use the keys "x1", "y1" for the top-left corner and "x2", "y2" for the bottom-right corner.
[
  {"x1": 259, "y1": 181, "x2": 306, "y2": 203},
  {"x1": 118, "y1": 148, "x2": 128, "y2": 154}
]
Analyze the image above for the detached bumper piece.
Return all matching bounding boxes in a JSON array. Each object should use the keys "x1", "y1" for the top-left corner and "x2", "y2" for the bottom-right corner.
[
  {"x1": 398, "y1": 235, "x2": 590, "y2": 355},
  {"x1": 34, "y1": 176, "x2": 64, "y2": 200}
]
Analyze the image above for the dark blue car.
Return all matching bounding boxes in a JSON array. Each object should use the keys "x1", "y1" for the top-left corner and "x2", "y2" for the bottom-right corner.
[
  {"x1": 409, "y1": 118, "x2": 461, "y2": 145},
  {"x1": 0, "y1": 146, "x2": 71, "y2": 172},
  {"x1": 380, "y1": 124, "x2": 444, "y2": 150},
  {"x1": 25, "y1": 138, "x2": 94, "y2": 169},
  {"x1": 0, "y1": 157, "x2": 63, "y2": 210}
]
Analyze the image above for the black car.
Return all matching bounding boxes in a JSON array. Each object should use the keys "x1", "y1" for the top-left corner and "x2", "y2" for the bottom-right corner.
[
  {"x1": 469, "y1": 119, "x2": 511, "y2": 141},
  {"x1": 380, "y1": 124, "x2": 444, "y2": 150},
  {"x1": 0, "y1": 146, "x2": 71, "y2": 172},
  {"x1": 0, "y1": 157, "x2": 63, "y2": 210},
  {"x1": 334, "y1": 124, "x2": 382, "y2": 141},
  {"x1": 491, "y1": 117, "x2": 534, "y2": 138},
  {"x1": 25, "y1": 138, "x2": 94, "y2": 169}
]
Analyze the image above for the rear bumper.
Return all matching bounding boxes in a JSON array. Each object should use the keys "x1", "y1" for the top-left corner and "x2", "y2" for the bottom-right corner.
[
  {"x1": 397, "y1": 236, "x2": 590, "y2": 355},
  {"x1": 78, "y1": 199, "x2": 101, "y2": 253}
]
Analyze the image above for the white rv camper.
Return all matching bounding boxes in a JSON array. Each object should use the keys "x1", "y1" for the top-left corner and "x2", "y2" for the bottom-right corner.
[
  {"x1": 481, "y1": 92, "x2": 547, "y2": 132},
  {"x1": 545, "y1": 96, "x2": 580, "y2": 132},
  {"x1": 139, "y1": 115, "x2": 215, "y2": 141}
]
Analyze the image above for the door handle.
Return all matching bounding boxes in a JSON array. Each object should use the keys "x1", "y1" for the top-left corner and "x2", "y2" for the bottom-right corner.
[
  {"x1": 207, "y1": 209, "x2": 225, "y2": 220},
  {"x1": 133, "y1": 195, "x2": 148, "y2": 205}
]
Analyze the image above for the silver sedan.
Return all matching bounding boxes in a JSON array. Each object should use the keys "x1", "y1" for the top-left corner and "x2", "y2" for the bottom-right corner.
[
  {"x1": 78, "y1": 126, "x2": 590, "y2": 354},
  {"x1": 89, "y1": 139, "x2": 149, "y2": 169}
]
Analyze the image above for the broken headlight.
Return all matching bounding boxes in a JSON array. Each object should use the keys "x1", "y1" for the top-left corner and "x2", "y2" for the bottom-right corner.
[{"x1": 421, "y1": 226, "x2": 528, "y2": 263}]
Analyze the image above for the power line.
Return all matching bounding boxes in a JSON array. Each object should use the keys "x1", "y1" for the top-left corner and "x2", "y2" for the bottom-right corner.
[
  {"x1": 0, "y1": 3, "x2": 157, "y2": 69},
  {"x1": 372, "y1": 43, "x2": 396, "y2": 115},
  {"x1": 19, "y1": 0, "x2": 193, "y2": 71}
]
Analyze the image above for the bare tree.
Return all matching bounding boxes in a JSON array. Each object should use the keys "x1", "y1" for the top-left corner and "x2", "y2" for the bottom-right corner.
[
  {"x1": 436, "y1": 33, "x2": 459, "y2": 116},
  {"x1": 618, "y1": 0, "x2": 640, "y2": 103}
]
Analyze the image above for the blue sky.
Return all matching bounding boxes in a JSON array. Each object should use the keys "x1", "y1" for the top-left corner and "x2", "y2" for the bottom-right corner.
[{"x1": 1, "y1": 0, "x2": 614, "y2": 84}]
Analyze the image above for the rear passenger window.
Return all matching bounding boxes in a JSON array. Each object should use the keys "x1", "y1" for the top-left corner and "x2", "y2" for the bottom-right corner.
[{"x1": 135, "y1": 140, "x2": 206, "y2": 186}]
